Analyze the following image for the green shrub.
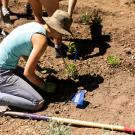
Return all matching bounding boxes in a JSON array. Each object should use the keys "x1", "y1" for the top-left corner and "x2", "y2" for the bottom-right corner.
[
  {"x1": 48, "y1": 121, "x2": 71, "y2": 135},
  {"x1": 80, "y1": 12, "x2": 90, "y2": 25},
  {"x1": 90, "y1": 9, "x2": 102, "y2": 26},
  {"x1": 68, "y1": 42, "x2": 77, "y2": 54},
  {"x1": 80, "y1": 9, "x2": 102, "y2": 26},
  {"x1": 65, "y1": 63, "x2": 79, "y2": 80},
  {"x1": 107, "y1": 55, "x2": 120, "y2": 67}
]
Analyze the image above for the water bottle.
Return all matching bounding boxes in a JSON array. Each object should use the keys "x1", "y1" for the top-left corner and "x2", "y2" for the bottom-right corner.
[{"x1": 72, "y1": 90, "x2": 86, "y2": 107}]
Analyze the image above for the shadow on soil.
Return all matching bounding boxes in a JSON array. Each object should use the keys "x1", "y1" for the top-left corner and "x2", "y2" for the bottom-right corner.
[
  {"x1": 47, "y1": 33, "x2": 111, "y2": 60},
  {"x1": 38, "y1": 74, "x2": 104, "y2": 107},
  {"x1": 9, "y1": 9, "x2": 48, "y2": 22},
  {"x1": 64, "y1": 33, "x2": 111, "y2": 60},
  {"x1": 10, "y1": 10, "x2": 34, "y2": 20}
]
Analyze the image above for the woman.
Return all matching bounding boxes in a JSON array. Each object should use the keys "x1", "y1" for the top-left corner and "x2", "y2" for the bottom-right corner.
[
  {"x1": 0, "y1": 10, "x2": 72, "y2": 111},
  {"x1": 28, "y1": 0, "x2": 77, "y2": 58}
]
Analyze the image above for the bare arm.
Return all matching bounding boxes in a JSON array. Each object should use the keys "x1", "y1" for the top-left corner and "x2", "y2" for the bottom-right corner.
[
  {"x1": 68, "y1": 0, "x2": 77, "y2": 18},
  {"x1": 24, "y1": 33, "x2": 47, "y2": 89}
]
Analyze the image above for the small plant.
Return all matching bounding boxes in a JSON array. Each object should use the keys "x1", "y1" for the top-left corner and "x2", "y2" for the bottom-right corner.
[
  {"x1": 90, "y1": 9, "x2": 102, "y2": 26},
  {"x1": 80, "y1": 12, "x2": 90, "y2": 25},
  {"x1": 65, "y1": 63, "x2": 79, "y2": 80},
  {"x1": 48, "y1": 121, "x2": 71, "y2": 135},
  {"x1": 107, "y1": 55, "x2": 120, "y2": 67},
  {"x1": 89, "y1": 9, "x2": 103, "y2": 40},
  {"x1": 68, "y1": 42, "x2": 77, "y2": 54},
  {"x1": 80, "y1": 9, "x2": 102, "y2": 26}
]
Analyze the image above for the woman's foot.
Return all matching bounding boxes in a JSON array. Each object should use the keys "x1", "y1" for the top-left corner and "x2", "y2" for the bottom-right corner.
[
  {"x1": 1, "y1": 7, "x2": 12, "y2": 27},
  {"x1": 1, "y1": 7, "x2": 10, "y2": 16}
]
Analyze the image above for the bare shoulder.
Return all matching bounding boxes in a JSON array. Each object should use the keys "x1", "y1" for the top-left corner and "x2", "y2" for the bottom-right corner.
[{"x1": 31, "y1": 33, "x2": 47, "y2": 47}]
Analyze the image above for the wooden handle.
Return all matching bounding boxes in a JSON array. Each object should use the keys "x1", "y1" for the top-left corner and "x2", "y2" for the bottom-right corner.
[
  {"x1": 4, "y1": 111, "x2": 135, "y2": 133},
  {"x1": 51, "y1": 117, "x2": 124, "y2": 131}
]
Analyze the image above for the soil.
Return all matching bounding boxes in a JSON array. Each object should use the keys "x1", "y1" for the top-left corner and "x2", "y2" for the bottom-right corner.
[{"x1": 1, "y1": 0, "x2": 135, "y2": 135}]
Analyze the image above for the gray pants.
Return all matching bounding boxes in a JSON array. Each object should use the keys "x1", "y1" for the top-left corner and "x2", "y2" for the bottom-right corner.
[{"x1": 0, "y1": 69, "x2": 44, "y2": 111}]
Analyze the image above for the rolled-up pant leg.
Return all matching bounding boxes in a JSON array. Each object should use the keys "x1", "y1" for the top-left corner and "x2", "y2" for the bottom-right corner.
[{"x1": 0, "y1": 70, "x2": 44, "y2": 111}]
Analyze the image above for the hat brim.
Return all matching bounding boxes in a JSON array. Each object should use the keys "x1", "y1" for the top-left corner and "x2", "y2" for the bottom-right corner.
[{"x1": 43, "y1": 17, "x2": 72, "y2": 36}]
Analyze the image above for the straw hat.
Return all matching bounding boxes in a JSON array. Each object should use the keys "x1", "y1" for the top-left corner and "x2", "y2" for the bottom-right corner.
[{"x1": 43, "y1": 10, "x2": 72, "y2": 36}]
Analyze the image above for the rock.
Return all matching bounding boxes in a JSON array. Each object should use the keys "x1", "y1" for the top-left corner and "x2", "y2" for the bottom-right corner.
[
  {"x1": 55, "y1": 110, "x2": 60, "y2": 114},
  {"x1": 124, "y1": 47, "x2": 132, "y2": 55}
]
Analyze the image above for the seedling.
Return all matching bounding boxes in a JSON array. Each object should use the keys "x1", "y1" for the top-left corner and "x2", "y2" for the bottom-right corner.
[
  {"x1": 65, "y1": 63, "x2": 79, "y2": 80},
  {"x1": 90, "y1": 9, "x2": 102, "y2": 26},
  {"x1": 89, "y1": 9, "x2": 103, "y2": 40},
  {"x1": 107, "y1": 55, "x2": 120, "y2": 67},
  {"x1": 68, "y1": 42, "x2": 77, "y2": 54},
  {"x1": 80, "y1": 12, "x2": 90, "y2": 25}
]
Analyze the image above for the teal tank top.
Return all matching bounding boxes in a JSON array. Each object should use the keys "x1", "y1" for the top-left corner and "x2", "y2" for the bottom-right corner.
[{"x1": 0, "y1": 22, "x2": 46, "y2": 69}]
